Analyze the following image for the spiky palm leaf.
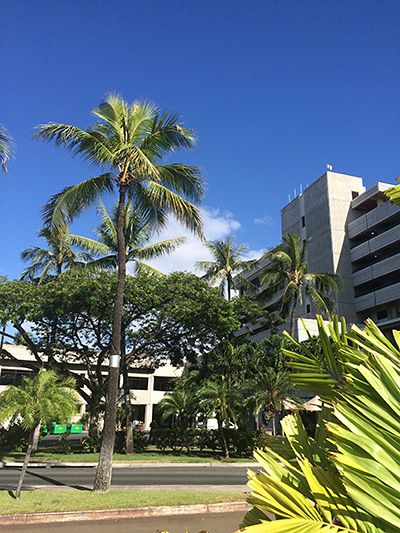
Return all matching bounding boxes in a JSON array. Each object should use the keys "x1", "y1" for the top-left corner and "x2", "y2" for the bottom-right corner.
[{"x1": 0, "y1": 124, "x2": 15, "y2": 174}]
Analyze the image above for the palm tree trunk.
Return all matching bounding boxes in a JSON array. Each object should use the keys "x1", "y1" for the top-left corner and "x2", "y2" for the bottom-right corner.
[
  {"x1": 227, "y1": 273, "x2": 232, "y2": 302},
  {"x1": 216, "y1": 410, "x2": 229, "y2": 459},
  {"x1": 93, "y1": 185, "x2": 127, "y2": 493},
  {"x1": 16, "y1": 421, "x2": 41, "y2": 500},
  {"x1": 290, "y1": 292, "x2": 298, "y2": 337}
]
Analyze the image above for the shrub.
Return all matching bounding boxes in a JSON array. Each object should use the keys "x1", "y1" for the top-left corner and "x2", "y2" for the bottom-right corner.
[
  {"x1": 114, "y1": 429, "x2": 148, "y2": 453},
  {"x1": 0, "y1": 423, "x2": 29, "y2": 452},
  {"x1": 81, "y1": 435, "x2": 100, "y2": 453}
]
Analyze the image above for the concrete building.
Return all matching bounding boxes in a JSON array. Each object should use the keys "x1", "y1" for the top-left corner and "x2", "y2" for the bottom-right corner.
[
  {"x1": 241, "y1": 171, "x2": 400, "y2": 339},
  {"x1": 0, "y1": 344, "x2": 182, "y2": 429}
]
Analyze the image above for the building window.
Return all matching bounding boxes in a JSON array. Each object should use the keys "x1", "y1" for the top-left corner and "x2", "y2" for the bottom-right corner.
[
  {"x1": 306, "y1": 304, "x2": 311, "y2": 314},
  {"x1": 352, "y1": 191, "x2": 359, "y2": 199},
  {"x1": 154, "y1": 377, "x2": 174, "y2": 391},
  {"x1": 0, "y1": 368, "x2": 32, "y2": 385},
  {"x1": 301, "y1": 216, "x2": 305, "y2": 228},
  {"x1": 376, "y1": 309, "x2": 388, "y2": 321},
  {"x1": 128, "y1": 376, "x2": 148, "y2": 390}
]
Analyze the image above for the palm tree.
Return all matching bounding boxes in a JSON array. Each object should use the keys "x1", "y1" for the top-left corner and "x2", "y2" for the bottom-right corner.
[
  {"x1": 245, "y1": 368, "x2": 297, "y2": 435},
  {"x1": 198, "y1": 378, "x2": 242, "y2": 458},
  {"x1": 34, "y1": 94, "x2": 204, "y2": 492},
  {"x1": 196, "y1": 234, "x2": 256, "y2": 301},
  {"x1": 257, "y1": 233, "x2": 342, "y2": 336},
  {"x1": 20, "y1": 223, "x2": 92, "y2": 282},
  {"x1": 69, "y1": 200, "x2": 186, "y2": 275},
  {"x1": 158, "y1": 389, "x2": 198, "y2": 453},
  {"x1": 0, "y1": 369, "x2": 77, "y2": 499},
  {"x1": 0, "y1": 124, "x2": 15, "y2": 174}
]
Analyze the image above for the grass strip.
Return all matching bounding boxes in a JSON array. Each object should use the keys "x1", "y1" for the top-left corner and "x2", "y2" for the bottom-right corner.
[{"x1": 0, "y1": 490, "x2": 247, "y2": 515}]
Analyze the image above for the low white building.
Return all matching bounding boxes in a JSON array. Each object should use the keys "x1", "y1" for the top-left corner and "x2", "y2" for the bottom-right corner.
[{"x1": 0, "y1": 344, "x2": 182, "y2": 430}]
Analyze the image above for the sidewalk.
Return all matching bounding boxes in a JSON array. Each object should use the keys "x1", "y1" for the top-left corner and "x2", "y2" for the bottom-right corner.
[{"x1": 0, "y1": 502, "x2": 252, "y2": 527}]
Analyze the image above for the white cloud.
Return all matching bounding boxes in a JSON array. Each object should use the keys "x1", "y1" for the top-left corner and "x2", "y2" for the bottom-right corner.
[
  {"x1": 134, "y1": 207, "x2": 244, "y2": 275},
  {"x1": 253, "y1": 214, "x2": 273, "y2": 226}
]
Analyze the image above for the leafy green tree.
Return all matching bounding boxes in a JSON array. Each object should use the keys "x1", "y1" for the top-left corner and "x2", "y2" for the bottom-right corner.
[
  {"x1": 198, "y1": 378, "x2": 242, "y2": 458},
  {"x1": 0, "y1": 124, "x2": 14, "y2": 173},
  {"x1": 34, "y1": 94, "x2": 204, "y2": 492},
  {"x1": 0, "y1": 272, "x2": 238, "y2": 441},
  {"x1": 69, "y1": 200, "x2": 186, "y2": 275},
  {"x1": 0, "y1": 369, "x2": 77, "y2": 499},
  {"x1": 20, "y1": 223, "x2": 92, "y2": 282},
  {"x1": 257, "y1": 233, "x2": 342, "y2": 336},
  {"x1": 196, "y1": 234, "x2": 255, "y2": 301},
  {"x1": 158, "y1": 389, "x2": 198, "y2": 453}
]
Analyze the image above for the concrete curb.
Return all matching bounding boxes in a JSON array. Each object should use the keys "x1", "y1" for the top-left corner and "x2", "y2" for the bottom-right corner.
[
  {"x1": 1, "y1": 461, "x2": 259, "y2": 469},
  {"x1": 0, "y1": 501, "x2": 252, "y2": 525}
]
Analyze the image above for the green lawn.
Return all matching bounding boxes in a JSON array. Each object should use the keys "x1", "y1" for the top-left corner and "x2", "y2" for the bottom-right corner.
[
  {"x1": 2, "y1": 436, "x2": 294, "y2": 463},
  {"x1": 0, "y1": 490, "x2": 247, "y2": 515}
]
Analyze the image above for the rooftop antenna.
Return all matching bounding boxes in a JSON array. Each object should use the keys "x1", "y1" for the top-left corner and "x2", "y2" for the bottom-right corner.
[
  {"x1": 294, "y1": 188, "x2": 297, "y2": 197},
  {"x1": 300, "y1": 184, "x2": 303, "y2": 194},
  {"x1": 327, "y1": 164, "x2": 333, "y2": 171},
  {"x1": 288, "y1": 193, "x2": 291, "y2": 202}
]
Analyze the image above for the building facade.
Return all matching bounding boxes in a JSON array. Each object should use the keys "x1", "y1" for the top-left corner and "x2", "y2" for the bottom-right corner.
[
  {"x1": 0, "y1": 344, "x2": 183, "y2": 429},
  {"x1": 241, "y1": 171, "x2": 400, "y2": 339}
]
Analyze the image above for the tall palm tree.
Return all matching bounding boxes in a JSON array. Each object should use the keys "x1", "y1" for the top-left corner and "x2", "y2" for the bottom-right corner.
[
  {"x1": 196, "y1": 234, "x2": 255, "y2": 301},
  {"x1": 0, "y1": 124, "x2": 15, "y2": 174},
  {"x1": 34, "y1": 94, "x2": 204, "y2": 492},
  {"x1": 69, "y1": 200, "x2": 186, "y2": 275},
  {"x1": 158, "y1": 389, "x2": 198, "y2": 453},
  {"x1": 0, "y1": 369, "x2": 77, "y2": 499},
  {"x1": 20, "y1": 223, "x2": 92, "y2": 282},
  {"x1": 257, "y1": 233, "x2": 342, "y2": 336},
  {"x1": 245, "y1": 368, "x2": 297, "y2": 434},
  {"x1": 198, "y1": 378, "x2": 242, "y2": 458}
]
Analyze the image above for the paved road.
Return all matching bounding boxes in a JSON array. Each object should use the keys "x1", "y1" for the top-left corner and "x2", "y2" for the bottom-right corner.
[
  {"x1": 0, "y1": 466, "x2": 252, "y2": 491},
  {"x1": 1, "y1": 511, "x2": 247, "y2": 533}
]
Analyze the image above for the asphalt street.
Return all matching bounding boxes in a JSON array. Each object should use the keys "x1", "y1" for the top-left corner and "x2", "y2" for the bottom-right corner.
[{"x1": 0, "y1": 465, "x2": 253, "y2": 491}]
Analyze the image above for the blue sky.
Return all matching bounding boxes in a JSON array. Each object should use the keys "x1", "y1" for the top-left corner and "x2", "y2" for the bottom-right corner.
[{"x1": 2, "y1": 1, "x2": 400, "y2": 279}]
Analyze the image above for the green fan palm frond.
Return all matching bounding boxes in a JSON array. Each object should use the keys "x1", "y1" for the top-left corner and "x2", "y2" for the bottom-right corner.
[{"x1": 241, "y1": 319, "x2": 400, "y2": 533}]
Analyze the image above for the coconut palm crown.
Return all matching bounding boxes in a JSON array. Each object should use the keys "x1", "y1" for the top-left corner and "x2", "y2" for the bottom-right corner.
[
  {"x1": 20, "y1": 223, "x2": 92, "y2": 282},
  {"x1": 69, "y1": 200, "x2": 186, "y2": 275},
  {"x1": 257, "y1": 233, "x2": 342, "y2": 336},
  {"x1": 196, "y1": 234, "x2": 256, "y2": 300}
]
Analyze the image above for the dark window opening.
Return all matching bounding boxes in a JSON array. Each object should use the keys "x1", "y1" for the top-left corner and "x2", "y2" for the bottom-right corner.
[
  {"x1": 154, "y1": 377, "x2": 174, "y2": 391},
  {"x1": 301, "y1": 216, "x2": 305, "y2": 228},
  {"x1": 306, "y1": 304, "x2": 311, "y2": 314},
  {"x1": 377, "y1": 309, "x2": 388, "y2": 321},
  {"x1": 128, "y1": 377, "x2": 148, "y2": 390},
  {"x1": 0, "y1": 368, "x2": 32, "y2": 385}
]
